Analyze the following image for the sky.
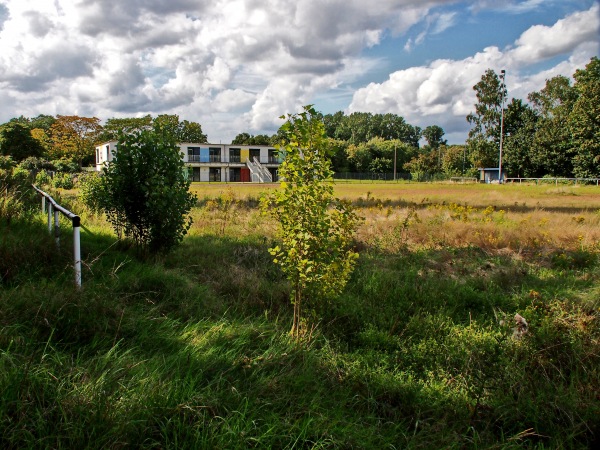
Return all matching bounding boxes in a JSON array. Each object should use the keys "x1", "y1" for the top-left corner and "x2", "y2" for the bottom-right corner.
[{"x1": 0, "y1": 1, "x2": 598, "y2": 144}]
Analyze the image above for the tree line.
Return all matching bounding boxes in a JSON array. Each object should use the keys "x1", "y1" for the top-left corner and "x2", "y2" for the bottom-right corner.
[
  {"x1": 1, "y1": 56, "x2": 597, "y2": 178},
  {"x1": 0, "y1": 114, "x2": 208, "y2": 170}
]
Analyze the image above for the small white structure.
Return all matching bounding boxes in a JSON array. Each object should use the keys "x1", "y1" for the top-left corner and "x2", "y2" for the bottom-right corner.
[
  {"x1": 95, "y1": 141, "x2": 282, "y2": 183},
  {"x1": 478, "y1": 167, "x2": 507, "y2": 184}
]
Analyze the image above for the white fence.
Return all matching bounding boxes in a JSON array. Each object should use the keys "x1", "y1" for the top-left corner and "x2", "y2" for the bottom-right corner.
[
  {"x1": 32, "y1": 185, "x2": 82, "y2": 288},
  {"x1": 505, "y1": 177, "x2": 600, "y2": 185}
]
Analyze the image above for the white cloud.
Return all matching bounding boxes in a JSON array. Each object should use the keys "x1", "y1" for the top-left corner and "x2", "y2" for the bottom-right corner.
[
  {"x1": 350, "y1": 4, "x2": 599, "y2": 140},
  {"x1": 0, "y1": 0, "x2": 597, "y2": 143},
  {"x1": 510, "y1": 4, "x2": 599, "y2": 63}
]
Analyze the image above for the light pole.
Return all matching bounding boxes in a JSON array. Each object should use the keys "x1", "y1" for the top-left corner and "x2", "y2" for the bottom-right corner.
[
  {"x1": 393, "y1": 142, "x2": 397, "y2": 181},
  {"x1": 498, "y1": 69, "x2": 506, "y2": 184}
]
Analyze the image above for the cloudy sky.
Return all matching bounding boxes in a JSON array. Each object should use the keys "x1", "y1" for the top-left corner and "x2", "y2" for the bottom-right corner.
[{"x1": 0, "y1": 0, "x2": 598, "y2": 144}]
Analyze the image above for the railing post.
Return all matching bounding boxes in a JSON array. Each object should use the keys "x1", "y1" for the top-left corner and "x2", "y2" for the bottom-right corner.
[
  {"x1": 42, "y1": 196, "x2": 46, "y2": 213},
  {"x1": 47, "y1": 203, "x2": 53, "y2": 234},
  {"x1": 73, "y1": 216, "x2": 82, "y2": 288},
  {"x1": 54, "y1": 209, "x2": 60, "y2": 248}
]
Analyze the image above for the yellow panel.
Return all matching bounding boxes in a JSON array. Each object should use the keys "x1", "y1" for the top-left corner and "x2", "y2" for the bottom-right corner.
[{"x1": 241, "y1": 149, "x2": 249, "y2": 163}]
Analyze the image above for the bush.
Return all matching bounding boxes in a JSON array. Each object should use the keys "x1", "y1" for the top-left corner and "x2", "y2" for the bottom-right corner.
[
  {"x1": 51, "y1": 158, "x2": 79, "y2": 173},
  {"x1": 0, "y1": 155, "x2": 16, "y2": 170},
  {"x1": 78, "y1": 172, "x2": 106, "y2": 213},
  {"x1": 98, "y1": 126, "x2": 197, "y2": 253},
  {"x1": 17, "y1": 157, "x2": 55, "y2": 174},
  {"x1": 34, "y1": 169, "x2": 52, "y2": 187},
  {"x1": 52, "y1": 172, "x2": 74, "y2": 189}
]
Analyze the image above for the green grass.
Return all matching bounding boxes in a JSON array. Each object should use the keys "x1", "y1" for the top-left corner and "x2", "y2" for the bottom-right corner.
[{"x1": 1, "y1": 183, "x2": 599, "y2": 448}]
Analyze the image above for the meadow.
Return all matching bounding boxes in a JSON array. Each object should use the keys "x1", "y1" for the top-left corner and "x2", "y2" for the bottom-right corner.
[{"x1": 1, "y1": 181, "x2": 599, "y2": 449}]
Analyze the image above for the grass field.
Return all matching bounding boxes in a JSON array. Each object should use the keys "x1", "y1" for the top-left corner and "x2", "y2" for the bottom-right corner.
[{"x1": 1, "y1": 181, "x2": 599, "y2": 448}]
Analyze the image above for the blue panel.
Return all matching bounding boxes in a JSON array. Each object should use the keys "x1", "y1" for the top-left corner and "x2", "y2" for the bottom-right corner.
[{"x1": 200, "y1": 148, "x2": 209, "y2": 163}]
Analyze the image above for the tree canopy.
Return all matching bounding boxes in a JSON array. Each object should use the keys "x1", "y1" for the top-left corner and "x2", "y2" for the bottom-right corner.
[{"x1": 0, "y1": 122, "x2": 45, "y2": 161}]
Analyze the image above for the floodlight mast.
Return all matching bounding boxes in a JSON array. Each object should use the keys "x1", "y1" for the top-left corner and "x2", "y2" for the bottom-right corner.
[{"x1": 498, "y1": 69, "x2": 506, "y2": 184}]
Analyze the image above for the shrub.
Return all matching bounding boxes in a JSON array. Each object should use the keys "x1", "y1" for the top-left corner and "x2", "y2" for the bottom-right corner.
[
  {"x1": 17, "y1": 157, "x2": 55, "y2": 174},
  {"x1": 34, "y1": 169, "x2": 52, "y2": 187},
  {"x1": 78, "y1": 172, "x2": 106, "y2": 213},
  {"x1": 98, "y1": 126, "x2": 197, "y2": 253},
  {"x1": 52, "y1": 172, "x2": 74, "y2": 190},
  {"x1": 51, "y1": 158, "x2": 79, "y2": 173}
]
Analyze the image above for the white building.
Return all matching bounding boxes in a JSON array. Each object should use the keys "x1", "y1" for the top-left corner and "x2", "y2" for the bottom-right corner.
[{"x1": 95, "y1": 141, "x2": 282, "y2": 182}]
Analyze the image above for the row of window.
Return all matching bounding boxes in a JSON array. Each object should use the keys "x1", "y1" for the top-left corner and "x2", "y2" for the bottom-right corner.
[{"x1": 186, "y1": 147, "x2": 280, "y2": 164}]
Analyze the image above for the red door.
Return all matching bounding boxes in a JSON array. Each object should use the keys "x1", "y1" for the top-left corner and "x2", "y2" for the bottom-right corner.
[{"x1": 241, "y1": 168, "x2": 250, "y2": 182}]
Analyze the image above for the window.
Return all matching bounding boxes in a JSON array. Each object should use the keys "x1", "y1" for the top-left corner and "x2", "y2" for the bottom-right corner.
[
  {"x1": 209, "y1": 147, "x2": 221, "y2": 162},
  {"x1": 229, "y1": 167, "x2": 241, "y2": 182},
  {"x1": 268, "y1": 149, "x2": 279, "y2": 164},
  {"x1": 188, "y1": 147, "x2": 201, "y2": 162},
  {"x1": 209, "y1": 167, "x2": 221, "y2": 181},
  {"x1": 249, "y1": 148, "x2": 261, "y2": 163},
  {"x1": 229, "y1": 148, "x2": 241, "y2": 163}
]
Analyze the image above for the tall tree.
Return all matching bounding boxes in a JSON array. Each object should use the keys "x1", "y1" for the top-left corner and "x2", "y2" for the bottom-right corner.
[
  {"x1": 0, "y1": 122, "x2": 44, "y2": 161},
  {"x1": 49, "y1": 115, "x2": 103, "y2": 168},
  {"x1": 231, "y1": 132, "x2": 252, "y2": 144},
  {"x1": 99, "y1": 116, "x2": 153, "y2": 142},
  {"x1": 179, "y1": 119, "x2": 208, "y2": 143},
  {"x1": 570, "y1": 57, "x2": 600, "y2": 178},
  {"x1": 422, "y1": 125, "x2": 447, "y2": 149},
  {"x1": 466, "y1": 69, "x2": 507, "y2": 169},
  {"x1": 230, "y1": 133, "x2": 271, "y2": 145},
  {"x1": 153, "y1": 114, "x2": 207, "y2": 143},
  {"x1": 501, "y1": 99, "x2": 540, "y2": 177},
  {"x1": 528, "y1": 76, "x2": 578, "y2": 176}
]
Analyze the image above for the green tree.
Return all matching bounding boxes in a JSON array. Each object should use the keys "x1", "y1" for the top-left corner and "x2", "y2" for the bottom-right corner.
[
  {"x1": 502, "y1": 99, "x2": 540, "y2": 177},
  {"x1": 99, "y1": 125, "x2": 197, "y2": 253},
  {"x1": 0, "y1": 122, "x2": 45, "y2": 161},
  {"x1": 231, "y1": 132, "x2": 252, "y2": 144},
  {"x1": 441, "y1": 145, "x2": 470, "y2": 177},
  {"x1": 422, "y1": 125, "x2": 447, "y2": 149},
  {"x1": 230, "y1": 133, "x2": 272, "y2": 145},
  {"x1": 99, "y1": 116, "x2": 153, "y2": 142},
  {"x1": 30, "y1": 114, "x2": 56, "y2": 131},
  {"x1": 403, "y1": 150, "x2": 438, "y2": 180},
  {"x1": 570, "y1": 57, "x2": 600, "y2": 178},
  {"x1": 466, "y1": 69, "x2": 506, "y2": 169},
  {"x1": 529, "y1": 76, "x2": 578, "y2": 176},
  {"x1": 153, "y1": 114, "x2": 207, "y2": 143},
  {"x1": 262, "y1": 106, "x2": 360, "y2": 338}
]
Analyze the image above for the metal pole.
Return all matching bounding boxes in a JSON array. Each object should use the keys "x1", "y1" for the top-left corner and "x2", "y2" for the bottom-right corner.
[
  {"x1": 73, "y1": 217, "x2": 82, "y2": 288},
  {"x1": 42, "y1": 196, "x2": 46, "y2": 213},
  {"x1": 393, "y1": 143, "x2": 397, "y2": 181},
  {"x1": 47, "y1": 203, "x2": 53, "y2": 234},
  {"x1": 54, "y1": 209, "x2": 60, "y2": 248},
  {"x1": 498, "y1": 69, "x2": 506, "y2": 184}
]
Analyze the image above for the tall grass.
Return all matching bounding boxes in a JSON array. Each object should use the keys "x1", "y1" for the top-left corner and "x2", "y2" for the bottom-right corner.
[{"x1": 0, "y1": 183, "x2": 598, "y2": 448}]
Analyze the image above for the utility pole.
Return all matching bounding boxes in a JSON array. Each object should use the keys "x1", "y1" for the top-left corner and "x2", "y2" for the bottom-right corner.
[{"x1": 498, "y1": 69, "x2": 506, "y2": 184}]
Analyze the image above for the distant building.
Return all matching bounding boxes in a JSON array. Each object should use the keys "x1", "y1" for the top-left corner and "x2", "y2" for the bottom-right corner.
[
  {"x1": 478, "y1": 167, "x2": 506, "y2": 184},
  {"x1": 95, "y1": 141, "x2": 281, "y2": 183}
]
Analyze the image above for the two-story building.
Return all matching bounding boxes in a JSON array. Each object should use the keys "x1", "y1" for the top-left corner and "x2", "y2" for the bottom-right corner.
[{"x1": 95, "y1": 142, "x2": 282, "y2": 182}]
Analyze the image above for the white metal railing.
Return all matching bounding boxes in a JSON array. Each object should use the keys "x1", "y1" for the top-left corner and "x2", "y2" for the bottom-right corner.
[
  {"x1": 246, "y1": 157, "x2": 272, "y2": 183},
  {"x1": 505, "y1": 177, "x2": 600, "y2": 186},
  {"x1": 32, "y1": 185, "x2": 82, "y2": 288}
]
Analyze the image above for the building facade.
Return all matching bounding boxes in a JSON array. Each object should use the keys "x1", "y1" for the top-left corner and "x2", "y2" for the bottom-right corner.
[{"x1": 95, "y1": 141, "x2": 282, "y2": 182}]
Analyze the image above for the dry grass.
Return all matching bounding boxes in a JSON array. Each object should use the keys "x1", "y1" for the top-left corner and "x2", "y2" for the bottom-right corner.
[{"x1": 189, "y1": 182, "x2": 600, "y2": 258}]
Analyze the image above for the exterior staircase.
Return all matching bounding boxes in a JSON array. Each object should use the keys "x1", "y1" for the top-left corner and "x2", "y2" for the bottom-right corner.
[{"x1": 246, "y1": 157, "x2": 272, "y2": 183}]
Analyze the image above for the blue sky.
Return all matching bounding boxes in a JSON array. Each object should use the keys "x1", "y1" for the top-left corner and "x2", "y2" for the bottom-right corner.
[{"x1": 0, "y1": 0, "x2": 598, "y2": 143}]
